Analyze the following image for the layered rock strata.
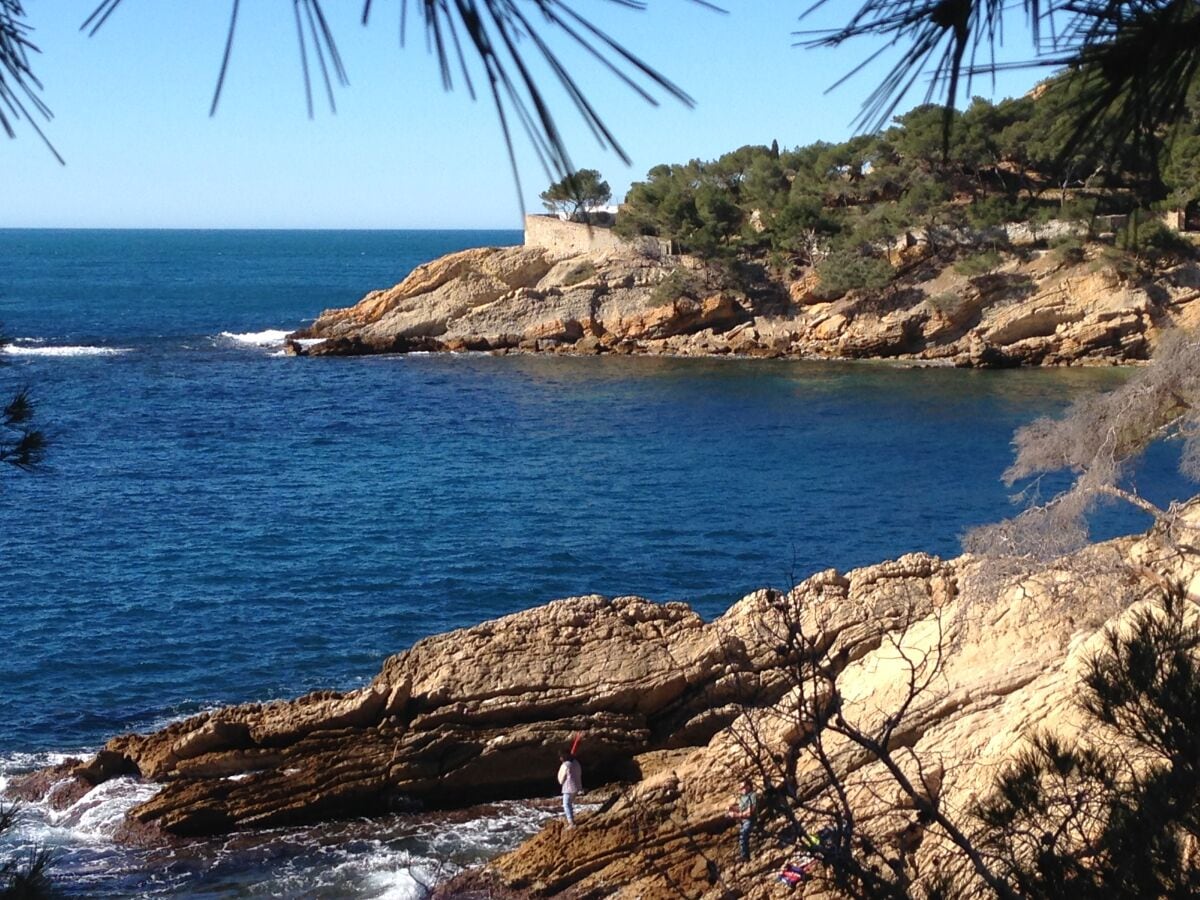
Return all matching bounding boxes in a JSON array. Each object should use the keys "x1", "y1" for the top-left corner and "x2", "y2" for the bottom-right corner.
[
  {"x1": 288, "y1": 240, "x2": 1200, "y2": 367},
  {"x1": 446, "y1": 513, "x2": 1200, "y2": 899},
  {"x1": 12, "y1": 596, "x2": 739, "y2": 836},
  {"x1": 10, "y1": 503, "x2": 1200, "y2": 898}
]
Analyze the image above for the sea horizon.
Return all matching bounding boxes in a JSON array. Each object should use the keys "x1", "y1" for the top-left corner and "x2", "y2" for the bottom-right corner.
[{"x1": 0, "y1": 225, "x2": 530, "y2": 234}]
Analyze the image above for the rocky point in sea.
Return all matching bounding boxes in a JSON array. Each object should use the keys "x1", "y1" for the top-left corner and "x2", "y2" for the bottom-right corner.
[
  {"x1": 287, "y1": 217, "x2": 1200, "y2": 368},
  {"x1": 10, "y1": 497, "x2": 1200, "y2": 897}
]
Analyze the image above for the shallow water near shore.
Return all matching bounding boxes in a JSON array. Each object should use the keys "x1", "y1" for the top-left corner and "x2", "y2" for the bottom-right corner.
[{"x1": 0, "y1": 228, "x2": 1194, "y2": 896}]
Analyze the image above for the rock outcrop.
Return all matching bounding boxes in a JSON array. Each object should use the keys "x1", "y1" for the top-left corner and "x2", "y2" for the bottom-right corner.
[
  {"x1": 288, "y1": 234, "x2": 1200, "y2": 367},
  {"x1": 12, "y1": 596, "x2": 735, "y2": 836},
  {"x1": 9, "y1": 502, "x2": 1200, "y2": 897},
  {"x1": 441, "y1": 512, "x2": 1200, "y2": 899}
]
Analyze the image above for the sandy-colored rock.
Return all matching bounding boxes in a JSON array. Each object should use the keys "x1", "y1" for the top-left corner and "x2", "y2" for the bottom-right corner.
[
  {"x1": 789, "y1": 271, "x2": 823, "y2": 305},
  {"x1": 812, "y1": 313, "x2": 848, "y2": 340},
  {"x1": 288, "y1": 230, "x2": 1198, "y2": 366},
  {"x1": 434, "y1": 524, "x2": 1200, "y2": 899},
  {"x1": 12, "y1": 596, "x2": 754, "y2": 836},
  {"x1": 11, "y1": 496, "x2": 1200, "y2": 896}
]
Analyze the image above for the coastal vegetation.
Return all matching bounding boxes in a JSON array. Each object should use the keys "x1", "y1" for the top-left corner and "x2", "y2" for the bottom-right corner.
[
  {"x1": 6, "y1": 3, "x2": 1200, "y2": 897},
  {"x1": 0, "y1": 804, "x2": 51, "y2": 899},
  {"x1": 613, "y1": 70, "x2": 1200, "y2": 287},
  {"x1": 540, "y1": 169, "x2": 612, "y2": 223},
  {"x1": 725, "y1": 577, "x2": 1200, "y2": 899},
  {"x1": 0, "y1": 385, "x2": 42, "y2": 476},
  {"x1": 718, "y1": 331, "x2": 1200, "y2": 898}
]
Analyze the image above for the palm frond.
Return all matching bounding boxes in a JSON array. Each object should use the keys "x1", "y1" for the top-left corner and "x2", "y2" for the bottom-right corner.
[
  {"x1": 798, "y1": 0, "x2": 1038, "y2": 133},
  {"x1": 75, "y1": 0, "x2": 699, "y2": 192},
  {"x1": 797, "y1": 1, "x2": 1200, "y2": 161},
  {"x1": 0, "y1": 1, "x2": 62, "y2": 162},
  {"x1": 373, "y1": 1, "x2": 699, "y2": 192}
]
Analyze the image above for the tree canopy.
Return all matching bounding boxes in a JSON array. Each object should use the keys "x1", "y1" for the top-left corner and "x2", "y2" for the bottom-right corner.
[
  {"x1": 540, "y1": 169, "x2": 612, "y2": 221},
  {"x1": 613, "y1": 65, "x2": 1200, "y2": 270},
  {"x1": 800, "y1": 1, "x2": 1200, "y2": 156}
]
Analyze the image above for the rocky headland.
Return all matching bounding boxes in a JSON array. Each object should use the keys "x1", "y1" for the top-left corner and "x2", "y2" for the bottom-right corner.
[
  {"x1": 288, "y1": 220, "x2": 1200, "y2": 367},
  {"x1": 10, "y1": 499, "x2": 1200, "y2": 897}
]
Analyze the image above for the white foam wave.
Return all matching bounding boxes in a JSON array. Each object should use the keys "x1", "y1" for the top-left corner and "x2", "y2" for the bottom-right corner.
[
  {"x1": 2, "y1": 344, "x2": 131, "y2": 357},
  {"x1": 223, "y1": 330, "x2": 328, "y2": 358},
  {"x1": 363, "y1": 859, "x2": 439, "y2": 900},
  {"x1": 0, "y1": 749, "x2": 78, "y2": 775},
  {"x1": 0, "y1": 750, "x2": 548, "y2": 896},
  {"x1": 0, "y1": 751, "x2": 77, "y2": 802},
  {"x1": 220, "y1": 329, "x2": 292, "y2": 346},
  {"x1": 0, "y1": 748, "x2": 156, "y2": 850},
  {"x1": 269, "y1": 339, "x2": 326, "y2": 359},
  {"x1": 424, "y1": 801, "x2": 553, "y2": 860},
  {"x1": 47, "y1": 777, "x2": 159, "y2": 840}
]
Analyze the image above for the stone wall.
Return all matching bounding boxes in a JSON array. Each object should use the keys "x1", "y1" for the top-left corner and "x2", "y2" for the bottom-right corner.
[{"x1": 523, "y1": 215, "x2": 672, "y2": 258}]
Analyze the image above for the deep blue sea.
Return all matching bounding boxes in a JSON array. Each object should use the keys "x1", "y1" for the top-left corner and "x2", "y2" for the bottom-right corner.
[{"x1": 0, "y1": 229, "x2": 1193, "y2": 897}]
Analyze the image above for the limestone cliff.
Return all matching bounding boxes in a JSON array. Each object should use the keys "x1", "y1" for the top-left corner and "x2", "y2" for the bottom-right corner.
[
  {"x1": 9, "y1": 502, "x2": 1200, "y2": 898},
  {"x1": 288, "y1": 234, "x2": 1200, "y2": 367}
]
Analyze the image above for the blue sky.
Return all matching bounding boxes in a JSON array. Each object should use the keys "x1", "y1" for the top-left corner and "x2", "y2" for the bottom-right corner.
[{"x1": 5, "y1": 2, "x2": 1049, "y2": 229}]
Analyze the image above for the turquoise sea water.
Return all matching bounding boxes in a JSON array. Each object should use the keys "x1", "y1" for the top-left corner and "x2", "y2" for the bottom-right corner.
[{"x1": 0, "y1": 229, "x2": 1192, "y2": 896}]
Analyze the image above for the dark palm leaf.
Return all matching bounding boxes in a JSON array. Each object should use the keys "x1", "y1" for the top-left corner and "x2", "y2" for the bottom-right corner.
[
  {"x1": 75, "y1": 0, "x2": 698, "y2": 199},
  {"x1": 0, "y1": 384, "x2": 46, "y2": 473},
  {"x1": 0, "y1": 1, "x2": 63, "y2": 162},
  {"x1": 798, "y1": 0, "x2": 1036, "y2": 133},
  {"x1": 798, "y1": 1, "x2": 1200, "y2": 162}
]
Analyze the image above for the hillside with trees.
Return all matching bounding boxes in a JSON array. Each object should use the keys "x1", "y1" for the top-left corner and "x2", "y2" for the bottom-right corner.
[
  {"x1": 290, "y1": 68, "x2": 1200, "y2": 369},
  {"x1": 614, "y1": 71, "x2": 1200, "y2": 284}
]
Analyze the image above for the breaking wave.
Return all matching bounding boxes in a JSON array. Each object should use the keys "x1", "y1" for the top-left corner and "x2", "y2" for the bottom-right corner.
[
  {"x1": 221, "y1": 329, "x2": 327, "y2": 357},
  {"x1": 0, "y1": 749, "x2": 549, "y2": 898},
  {"x1": 220, "y1": 329, "x2": 294, "y2": 347},
  {"x1": 1, "y1": 344, "x2": 131, "y2": 357}
]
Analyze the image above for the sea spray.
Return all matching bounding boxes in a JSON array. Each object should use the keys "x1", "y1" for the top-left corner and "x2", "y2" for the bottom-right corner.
[
  {"x1": 2, "y1": 748, "x2": 550, "y2": 898},
  {"x1": 2, "y1": 344, "x2": 132, "y2": 357}
]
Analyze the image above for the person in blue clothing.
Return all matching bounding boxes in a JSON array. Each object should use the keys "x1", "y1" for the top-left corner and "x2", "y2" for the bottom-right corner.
[{"x1": 730, "y1": 778, "x2": 759, "y2": 861}]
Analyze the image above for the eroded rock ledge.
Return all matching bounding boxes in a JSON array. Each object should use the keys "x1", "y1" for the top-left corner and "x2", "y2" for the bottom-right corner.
[
  {"x1": 288, "y1": 240, "x2": 1200, "y2": 367},
  {"x1": 9, "y1": 507, "x2": 1200, "y2": 897},
  {"x1": 11, "y1": 595, "x2": 729, "y2": 835},
  {"x1": 8, "y1": 552, "x2": 961, "y2": 838}
]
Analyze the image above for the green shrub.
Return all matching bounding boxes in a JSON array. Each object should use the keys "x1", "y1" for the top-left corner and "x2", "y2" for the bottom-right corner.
[
  {"x1": 967, "y1": 195, "x2": 1025, "y2": 228},
  {"x1": 953, "y1": 248, "x2": 1004, "y2": 277},
  {"x1": 649, "y1": 268, "x2": 705, "y2": 306},
  {"x1": 813, "y1": 249, "x2": 894, "y2": 299},
  {"x1": 1121, "y1": 218, "x2": 1195, "y2": 262},
  {"x1": 560, "y1": 261, "x2": 597, "y2": 286},
  {"x1": 1089, "y1": 245, "x2": 1140, "y2": 282},
  {"x1": 1050, "y1": 235, "x2": 1087, "y2": 266}
]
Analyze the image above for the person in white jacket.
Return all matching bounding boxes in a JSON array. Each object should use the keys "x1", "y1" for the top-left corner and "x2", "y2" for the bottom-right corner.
[{"x1": 557, "y1": 751, "x2": 583, "y2": 827}]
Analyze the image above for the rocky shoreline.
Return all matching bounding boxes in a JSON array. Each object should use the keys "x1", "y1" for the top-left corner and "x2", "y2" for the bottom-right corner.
[
  {"x1": 286, "y1": 230, "x2": 1200, "y2": 368},
  {"x1": 9, "y1": 499, "x2": 1200, "y2": 896}
]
